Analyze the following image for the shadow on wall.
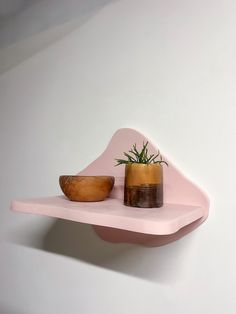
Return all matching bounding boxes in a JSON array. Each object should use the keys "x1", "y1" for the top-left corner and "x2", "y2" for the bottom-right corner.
[
  {"x1": 0, "y1": 303, "x2": 27, "y2": 314},
  {"x1": 0, "y1": 0, "x2": 118, "y2": 73},
  {"x1": 9, "y1": 217, "x2": 196, "y2": 284}
]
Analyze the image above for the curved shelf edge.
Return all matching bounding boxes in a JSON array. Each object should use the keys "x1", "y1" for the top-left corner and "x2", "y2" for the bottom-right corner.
[
  {"x1": 11, "y1": 196, "x2": 205, "y2": 237},
  {"x1": 93, "y1": 214, "x2": 208, "y2": 247}
]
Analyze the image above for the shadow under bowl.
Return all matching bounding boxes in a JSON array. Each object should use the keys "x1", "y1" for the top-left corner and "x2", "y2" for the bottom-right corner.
[{"x1": 59, "y1": 175, "x2": 115, "y2": 202}]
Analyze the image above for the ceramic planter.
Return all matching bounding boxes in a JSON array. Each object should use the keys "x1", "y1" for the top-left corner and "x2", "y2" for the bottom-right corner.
[{"x1": 124, "y1": 163, "x2": 163, "y2": 208}]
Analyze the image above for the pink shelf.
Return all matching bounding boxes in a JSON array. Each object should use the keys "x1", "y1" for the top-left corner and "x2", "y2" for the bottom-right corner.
[
  {"x1": 11, "y1": 196, "x2": 204, "y2": 235},
  {"x1": 11, "y1": 128, "x2": 209, "y2": 246}
]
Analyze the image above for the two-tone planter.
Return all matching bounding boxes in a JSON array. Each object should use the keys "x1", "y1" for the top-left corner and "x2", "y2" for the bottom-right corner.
[{"x1": 124, "y1": 163, "x2": 163, "y2": 208}]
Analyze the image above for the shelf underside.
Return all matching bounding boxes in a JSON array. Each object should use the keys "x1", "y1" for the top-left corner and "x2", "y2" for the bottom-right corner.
[{"x1": 11, "y1": 196, "x2": 204, "y2": 235}]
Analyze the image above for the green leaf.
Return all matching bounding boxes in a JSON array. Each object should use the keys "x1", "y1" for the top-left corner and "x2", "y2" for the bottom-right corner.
[
  {"x1": 123, "y1": 152, "x2": 136, "y2": 162},
  {"x1": 139, "y1": 141, "x2": 149, "y2": 162},
  {"x1": 146, "y1": 154, "x2": 154, "y2": 163}
]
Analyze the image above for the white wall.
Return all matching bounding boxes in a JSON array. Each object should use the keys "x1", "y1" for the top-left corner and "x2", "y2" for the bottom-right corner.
[{"x1": 1, "y1": 0, "x2": 236, "y2": 313}]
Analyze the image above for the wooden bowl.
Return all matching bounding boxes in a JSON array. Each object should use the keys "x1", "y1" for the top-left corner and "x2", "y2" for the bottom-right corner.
[{"x1": 59, "y1": 175, "x2": 115, "y2": 202}]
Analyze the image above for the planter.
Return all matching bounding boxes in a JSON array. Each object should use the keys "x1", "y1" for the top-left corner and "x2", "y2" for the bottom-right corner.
[{"x1": 124, "y1": 163, "x2": 163, "y2": 208}]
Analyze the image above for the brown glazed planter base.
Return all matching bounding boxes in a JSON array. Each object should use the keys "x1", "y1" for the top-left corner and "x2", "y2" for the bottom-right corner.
[{"x1": 124, "y1": 184, "x2": 163, "y2": 208}]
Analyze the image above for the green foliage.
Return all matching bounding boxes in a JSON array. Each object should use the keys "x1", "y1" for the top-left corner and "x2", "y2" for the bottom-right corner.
[{"x1": 115, "y1": 141, "x2": 168, "y2": 166}]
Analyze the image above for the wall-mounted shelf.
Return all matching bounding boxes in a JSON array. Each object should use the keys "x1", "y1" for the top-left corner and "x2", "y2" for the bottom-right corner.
[
  {"x1": 11, "y1": 128, "x2": 209, "y2": 247},
  {"x1": 11, "y1": 196, "x2": 204, "y2": 235}
]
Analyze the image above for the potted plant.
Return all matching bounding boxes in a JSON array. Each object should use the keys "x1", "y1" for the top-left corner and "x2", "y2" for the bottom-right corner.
[{"x1": 115, "y1": 142, "x2": 168, "y2": 208}]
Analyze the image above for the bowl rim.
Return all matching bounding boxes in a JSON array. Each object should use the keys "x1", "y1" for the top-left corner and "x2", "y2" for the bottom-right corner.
[{"x1": 59, "y1": 175, "x2": 115, "y2": 179}]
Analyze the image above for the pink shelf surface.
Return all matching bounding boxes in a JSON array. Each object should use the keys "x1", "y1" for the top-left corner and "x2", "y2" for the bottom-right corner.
[
  {"x1": 11, "y1": 196, "x2": 204, "y2": 235},
  {"x1": 11, "y1": 128, "x2": 209, "y2": 246}
]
